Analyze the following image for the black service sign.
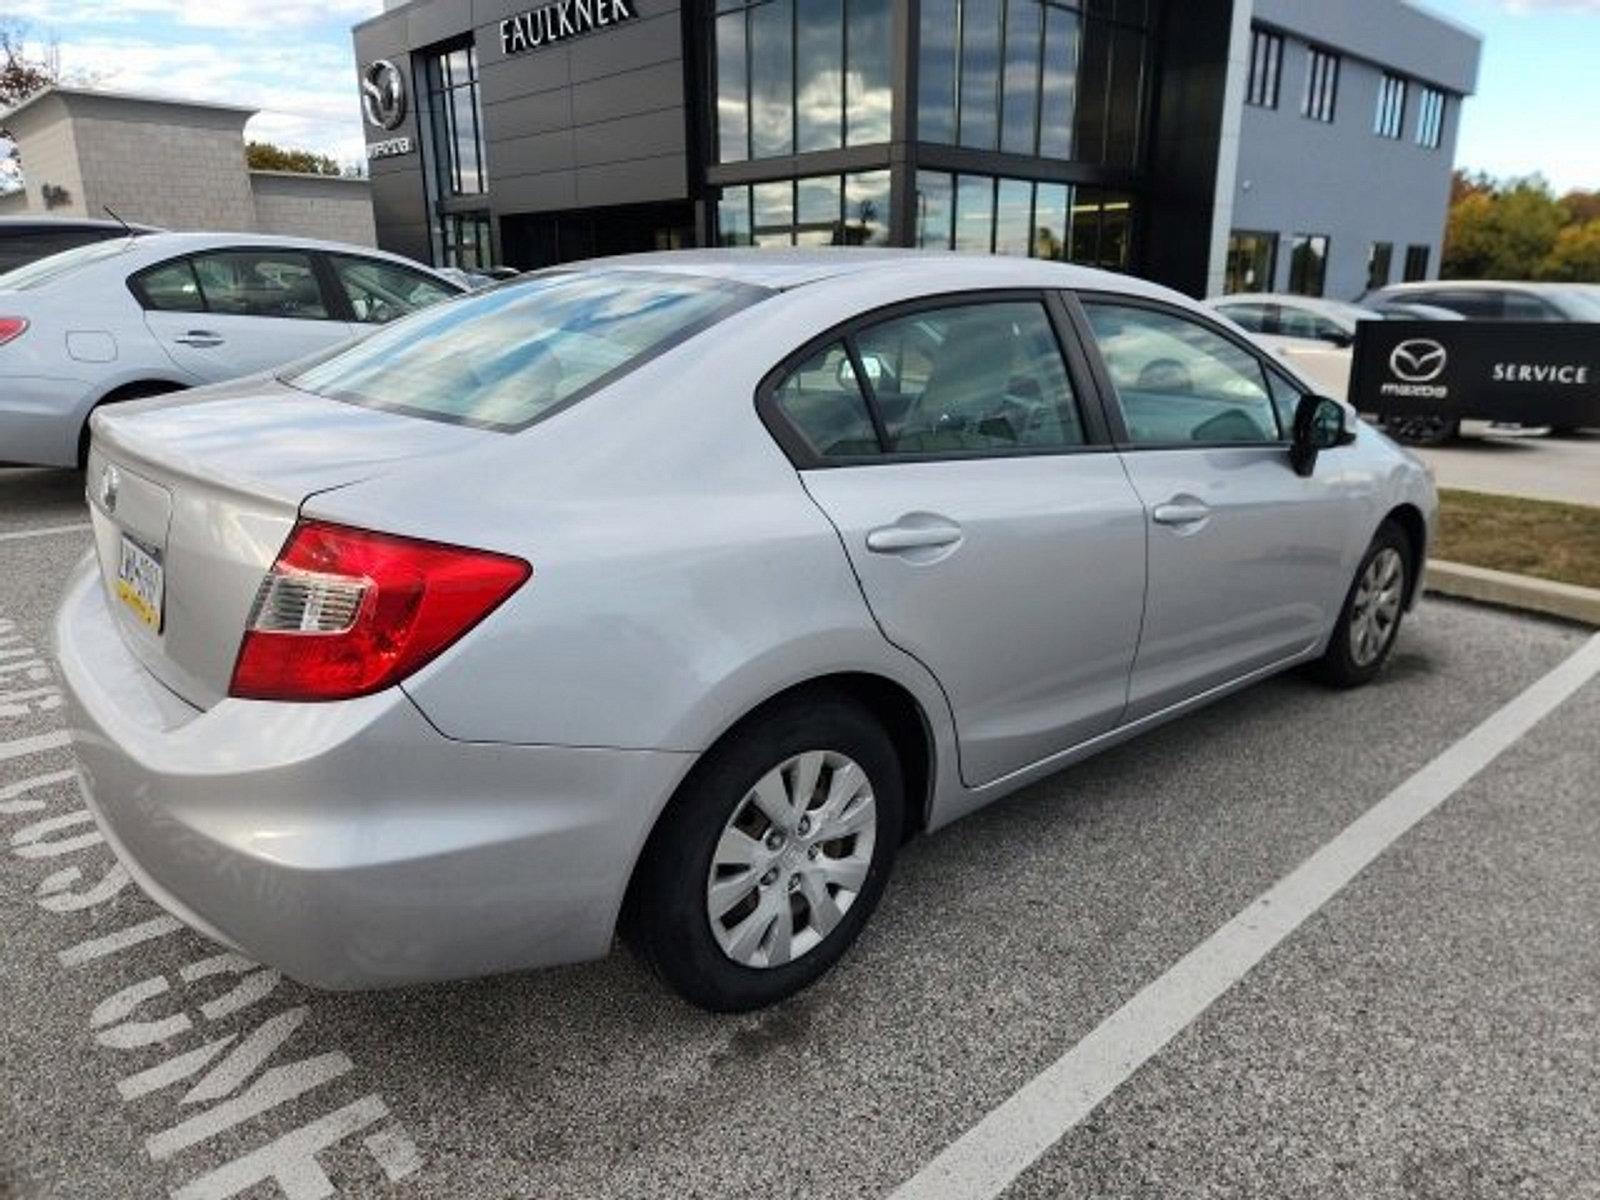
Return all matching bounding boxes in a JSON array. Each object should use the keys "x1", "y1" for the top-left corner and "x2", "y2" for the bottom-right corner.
[{"x1": 1350, "y1": 320, "x2": 1600, "y2": 427}]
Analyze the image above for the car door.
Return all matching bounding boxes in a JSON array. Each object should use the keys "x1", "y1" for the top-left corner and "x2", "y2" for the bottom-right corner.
[
  {"x1": 138, "y1": 248, "x2": 352, "y2": 383},
  {"x1": 765, "y1": 295, "x2": 1148, "y2": 788},
  {"x1": 1073, "y1": 294, "x2": 1356, "y2": 722}
]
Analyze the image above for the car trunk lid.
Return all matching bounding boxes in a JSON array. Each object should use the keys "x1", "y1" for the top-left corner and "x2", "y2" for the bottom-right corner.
[{"x1": 85, "y1": 377, "x2": 496, "y2": 709}]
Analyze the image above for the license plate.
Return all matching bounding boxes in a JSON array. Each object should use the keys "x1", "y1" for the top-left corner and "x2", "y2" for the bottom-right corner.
[{"x1": 115, "y1": 535, "x2": 164, "y2": 632}]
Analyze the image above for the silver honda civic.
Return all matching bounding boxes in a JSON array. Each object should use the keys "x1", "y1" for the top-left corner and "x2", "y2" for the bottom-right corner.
[{"x1": 54, "y1": 251, "x2": 1435, "y2": 1011}]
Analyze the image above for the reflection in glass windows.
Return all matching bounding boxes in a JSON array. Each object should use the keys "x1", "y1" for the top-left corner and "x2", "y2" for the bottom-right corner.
[
  {"x1": 1246, "y1": 26, "x2": 1283, "y2": 109},
  {"x1": 423, "y1": 44, "x2": 487, "y2": 198},
  {"x1": 717, "y1": 170, "x2": 892, "y2": 247},
  {"x1": 1288, "y1": 234, "x2": 1329, "y2": 296},
  {"x1": 915, "y1": 170, "x2": 1133, "y2": 269},
  {"x1": 1416, "y1": 86, "x2": 1447, "y2": 149},
  {"x1": 1302, "y1": 47, "x2": 1339, "y2": 123},
  {"x1": 919, "y1": 0, "x2": 1147, "y2": 168},
  {"x1": 714, "y1": 0, "x2": 894, "y2": 163},
  {"x1": 1375, "y1": 73, "x2": 1406, "y2": 139},
  {"x1": 1226, "y1": 230, "x2": 1278, "y2": 293},
  {"x1": 437, "y1": 211, "x2": 492, "y2": 271}
]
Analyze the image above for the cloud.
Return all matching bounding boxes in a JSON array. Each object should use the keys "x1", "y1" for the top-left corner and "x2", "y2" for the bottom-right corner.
[
  {"x1": 3, "y1": 0, "x2": 382, "y2": 33},
  {"x1": 1496, "y1": 0, "x2": 1600, "y2": 10}
]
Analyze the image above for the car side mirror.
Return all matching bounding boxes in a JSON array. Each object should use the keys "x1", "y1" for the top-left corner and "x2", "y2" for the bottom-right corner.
[{"x1": 1290, "y1": 394, "x2": 1353, "y2": 476}]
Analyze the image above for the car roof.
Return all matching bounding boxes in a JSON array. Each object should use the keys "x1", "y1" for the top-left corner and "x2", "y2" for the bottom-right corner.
[
  {"x1": 1210, "y1": 292, "x2": 1350, "y2": 311},
  {"x1": 1376, "y1": 280, "x2": 1583, "y2": 294},
  {"x1": 584, "y1": 247, "x2": 1190, "y2": 304}
]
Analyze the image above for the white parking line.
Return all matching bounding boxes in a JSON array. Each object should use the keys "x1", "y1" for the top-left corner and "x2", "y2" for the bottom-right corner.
[
  {"x1": 891, "y1": 630, "x2": 1600, "y2": 1200},
  {"x1": 0, "y1": 523, "x2": 91, "y2": 544}
]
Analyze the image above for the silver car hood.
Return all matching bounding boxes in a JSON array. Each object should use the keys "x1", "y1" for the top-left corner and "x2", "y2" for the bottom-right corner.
[{"x1": 85, "y1": 377, "x2": 498, "y2": 709}]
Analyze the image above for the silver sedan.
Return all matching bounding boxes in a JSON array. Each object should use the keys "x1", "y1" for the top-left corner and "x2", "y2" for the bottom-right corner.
[{"x1": 54, "y1": 251, "x2": 1436, "y2": 1011}]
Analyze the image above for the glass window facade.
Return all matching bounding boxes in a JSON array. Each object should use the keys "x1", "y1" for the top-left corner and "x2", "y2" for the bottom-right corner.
[
  {"x1": 1416, "y1": 86, "x2": 1447, "y2": 149},
  {"x1": 1367, "y1": 242, "x2": 1393, "y2": 290},
  {"x1": 1226, "y1": 231, "x2": 1278, "y2": 293},
  {"x1": 1404, "y1": 244, "x2": 1431, "y2": 282},
  {"x1": 1375, "y1": 73, "x2": 1406, "y2": 139},
  {"x1": 424, "y1": 45, "x2": 486, "y2": 197},
  {"x1": 716, "y1": 170, "x2": 892, "y2": 246},
  {"x1": 1302, "y1": 47, "x2": 1339, "y2": 123},
  {"x1": 1246, "y1": 27, "x2": 1282, "y2": 109},
  {"x1": 915, "y1": 171, "x2": 1132, "y2": 269},
  {"x1": 715, "y1": 0, "x2": 893, "y2": 163},
  {"x1": 1288, "y1": 234, "x2": 1329, "y2": 296},
  {"x1": 919, "y1": 0, "x2": 1149, "y2": 168}
]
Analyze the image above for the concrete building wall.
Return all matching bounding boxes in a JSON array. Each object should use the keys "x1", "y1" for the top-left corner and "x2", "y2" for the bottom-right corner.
[
  {"x1": 1227, "y1": 0, "x2": 1479, "y2": 300},
  {"x1": 249, "y1": 172, "x2": 377, "y2": 245},
  {"x1": 1, "y1": 93, "x2": 87, "y2": 217}
]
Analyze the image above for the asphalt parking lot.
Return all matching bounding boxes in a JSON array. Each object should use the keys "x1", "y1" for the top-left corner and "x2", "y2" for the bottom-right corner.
[
  {"x1": 1415, "y1": 424, "x2": 1600, "y2": 507},
  {"x1": 3, "y1": 465, "x2": 1599, "y2": 1200}
]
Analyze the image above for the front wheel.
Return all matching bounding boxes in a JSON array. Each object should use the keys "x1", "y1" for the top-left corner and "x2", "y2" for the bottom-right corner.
[
  {"x1": 626, "y1": 692, "x2": 904, "y2": 1011},
  {"x1": 1381, "y1": 415, "x2": 1459, "y2": 445},
  {"x1": 1311, "y1": 522, "x2": 1412, "y2": 688}
]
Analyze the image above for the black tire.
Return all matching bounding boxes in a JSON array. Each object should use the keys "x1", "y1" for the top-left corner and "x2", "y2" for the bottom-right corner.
[
  {"x1": 1381, "y1": 414, "x2": 1459, "y2": 446},
  {"x1": 626, "y1": 691, "x2": 904, "y2": 1012},
  {"x1": 1311, "y1": 520, "x2": 1413, "y2": 688}
]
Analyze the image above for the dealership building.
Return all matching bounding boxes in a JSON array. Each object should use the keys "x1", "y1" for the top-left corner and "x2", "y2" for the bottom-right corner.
[{"x1": 353, "y1": 0, "x2": 1479, "y2": 299}]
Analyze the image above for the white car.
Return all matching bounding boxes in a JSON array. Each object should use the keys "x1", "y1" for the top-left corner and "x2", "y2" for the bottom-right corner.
[
  {"x1": 0, "y1": 232, "x2": 464, "y2": 468},
  {"x1": 1203, "y1": 293, "x2": 1400, "y2": 400}
]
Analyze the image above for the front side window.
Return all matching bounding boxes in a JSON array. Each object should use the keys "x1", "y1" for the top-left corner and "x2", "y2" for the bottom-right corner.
[
  {"x1": 190, "y1": 250, "x2": 329, "y2": 320},
  {"x1": 1302, "y1": 47, "x2": 1339, "y2": 123},
  {"x1": 332, "y1": 257, "x2": 458, "y2": 325},
  {"x1": 1277, "y1": 307, "x2": 1345, "y2": 342},
  {"x1": 1216, "y1": 302, "x2": 1276, "y2": 334},
  {"x1": 1287, "y1": 235, "x2": 1329, "y2": 297},
  {"x1": 854, "y1": 301, "x2": 1085, "y2": 454},
  {"x1": 286, "y1": 271, "x2": 764, "y2": 431},
  {"x1": 1083, "y1": 302, "x2": 1280, "y2": 446}
]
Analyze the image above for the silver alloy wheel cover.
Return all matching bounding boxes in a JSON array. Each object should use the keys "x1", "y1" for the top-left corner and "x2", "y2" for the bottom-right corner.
[
  {"x1": 706, "y1": 750, "x2": 878, "y2": 969},
  {"x1": 1350, "y1": 546, "x2": 1405, "y2": 667}
]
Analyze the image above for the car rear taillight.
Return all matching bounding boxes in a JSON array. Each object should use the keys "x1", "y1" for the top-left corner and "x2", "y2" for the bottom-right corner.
[
  {"x1": 0, "y1": 318, "x2": 28, "y2": 346},
  {"x1": 229, "y1": 520, "x2": 530, "y2": 702}
]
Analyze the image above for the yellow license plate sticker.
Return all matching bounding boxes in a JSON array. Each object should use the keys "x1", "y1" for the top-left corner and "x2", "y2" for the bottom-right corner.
[{"x1": 115, "y1": 535, "x2": 164, "y2": 632}]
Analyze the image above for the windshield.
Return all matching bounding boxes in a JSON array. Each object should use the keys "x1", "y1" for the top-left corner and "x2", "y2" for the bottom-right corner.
[
  {"x1": 0, "y1": 236, "x2": 136, "y2": 291},
  {"x1": 285, "y1": 270, "x2": 766, "y2": 430}
]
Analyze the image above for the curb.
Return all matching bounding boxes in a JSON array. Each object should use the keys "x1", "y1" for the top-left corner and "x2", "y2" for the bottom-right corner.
[{"x1": 1425, "y1": 560, "x2": 1600, "y2": 628}]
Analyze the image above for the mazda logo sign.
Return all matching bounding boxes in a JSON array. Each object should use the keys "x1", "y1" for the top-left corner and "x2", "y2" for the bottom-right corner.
[
  {"x1": 1389, "y1": 339, "x2": 1448, "y2": 384},
  {"x1": 98, "y1": 464, "x2": 120, "y2": 514},
  {"x1": 361, "y1": 59, "x2": 407, "y2": 131}
]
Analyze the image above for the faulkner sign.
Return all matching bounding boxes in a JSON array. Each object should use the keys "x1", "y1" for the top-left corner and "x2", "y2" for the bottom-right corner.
[
  {"x1": 500, "y1": 0, "x2": 637, "y2": 56},
  {"x1": 1351, "y1": 320, "x2": 1600, "y2": 428}
]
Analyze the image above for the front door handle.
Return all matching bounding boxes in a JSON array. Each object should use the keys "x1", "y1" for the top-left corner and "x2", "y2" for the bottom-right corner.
[
  {"x1": 1152, "y1": 499, "x2": 1212, "y2": 526},
  {"x1": 174, "y1": 330, "x2": 224, "y2": 347},
  {"x1": 865, "y1": 520, "x2": 963, "y2": 554}
]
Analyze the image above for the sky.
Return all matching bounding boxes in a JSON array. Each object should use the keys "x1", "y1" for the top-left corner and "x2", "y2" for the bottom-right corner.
[{"x1": 1, "y1": 0, "x2": 1598, "y2": 190}]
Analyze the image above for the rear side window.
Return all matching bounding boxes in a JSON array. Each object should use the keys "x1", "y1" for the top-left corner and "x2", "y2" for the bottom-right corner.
[
  {"x1": 286, "y1": 270, "x2": 764, "y2": 431},
  {"x1": 332, "y1": 255, "x2": 458, "y2": 324},
  {"x1": 772, "y1": 343, "x2": 881, "y2": 459},
  {"x1": 0, "y1": 237, "x2": 133, "y2": 291},
  {"x1": 1083, "y1": 302, "x2": 1281, "y2": 445},
  {"x1": 131, "y1": 260, "x2": 205, "y2": 312},
  {"x1": 191, "y1": 250, "x2": 329, "y2": 319}
]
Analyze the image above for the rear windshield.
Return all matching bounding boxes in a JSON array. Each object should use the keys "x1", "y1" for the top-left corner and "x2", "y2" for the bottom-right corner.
[
  {"x1": 0, "y1": 236, "x2": 136, "y2": 291},
  {"x1": 284, "y1": 269, "x2": 767, "y2": 430}
]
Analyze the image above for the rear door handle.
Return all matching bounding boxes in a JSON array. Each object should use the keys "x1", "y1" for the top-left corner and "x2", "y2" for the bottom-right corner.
[
  {"x1": 1152, "y1": 500, "x2": 1212, "y2": 526},
  {"x1": 174, "y1": 330, "x2": 224, "y2": 347},
  {"x1": 865, "y1": 520, "x2": 963, "y2": 554}
]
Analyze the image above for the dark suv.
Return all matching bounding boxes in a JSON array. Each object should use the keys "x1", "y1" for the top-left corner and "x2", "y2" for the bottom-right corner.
[{"x1": 0, "y1": 217, "x2": 159, "y2": 274}]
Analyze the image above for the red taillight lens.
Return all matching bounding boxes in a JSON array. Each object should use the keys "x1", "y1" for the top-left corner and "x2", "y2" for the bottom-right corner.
[
  {"x1": 0, "y1": 317, "x2": 28, "y2": 346},
  {"x1": 229, "y1": 520, "x2": 530, "y2": 702}
]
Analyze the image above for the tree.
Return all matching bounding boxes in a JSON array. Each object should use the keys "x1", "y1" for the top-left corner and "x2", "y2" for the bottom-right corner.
[
  {"x1": 1540, "y1": 219, "x2": 1600, "y2": 283},
  {"x1": 1560, "y1": 189, "x2": 1600, "y2": 226},
  {"x1": 245, "y1": 140, "x2": 341, "y2": 176},
  {"x1": 1, "y1": 20, "x2": 54, "y2": 107},
  {"x1": 1441, "y1": 175, "x2": 1568, "y2": 280}
]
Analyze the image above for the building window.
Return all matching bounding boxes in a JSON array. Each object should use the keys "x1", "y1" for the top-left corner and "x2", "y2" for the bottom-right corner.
[
  {"x1": 1246, "y1": 27, "x2": 1283, "y2": 109},
  {"x1": 436, "y1": 211, "x2": 492, "y2": 271},
  {"x1": 1302, "y1": 47, "x2": 1339, "y2": 123},
  {"x1": 1367, "y1": 242, "x2": 1393, "y2": 290},
  {"x1": 716, "y1": 169, "x2": 892, "y2": 246},
  {"x1": 913, "y1": 169, "x2": 1133, "y2": 269},
  {"x1": 1375, "y1": 73, "x2": 1406, "y2": 139},
  {"x1": 1404, "y1": 244, "x2": 1431, "y2": 282},
  {"x1": 423, "y1": 44, "x2": 486, "y2": 197},
  {"x1": 714, "y1": 0, "x2": 892, "y2": 164},
  {"x1": 1226, "y1": 230, "x2": 1278, "y2": 293},
  {"x1": 1287, "y1": 234, "x2": 1329, "y2": 296},
  {"x1": 918, "y1": 0, "x2": 1149, "y2": 168},
  {"x1": 1416, "y1": 85, "x2": 1447, "y2": 149}
]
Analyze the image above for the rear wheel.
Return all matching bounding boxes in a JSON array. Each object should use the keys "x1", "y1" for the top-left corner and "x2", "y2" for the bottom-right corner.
[
  {"x1": 78, "y1": 382, "x2": 184, "y2": 467},
  {"x1": 1312, "y1": 521, "x2": 1412, "y2": 688},
  {"x1": 627, "y1": 692, "x2": 903, "y2": 1011}
]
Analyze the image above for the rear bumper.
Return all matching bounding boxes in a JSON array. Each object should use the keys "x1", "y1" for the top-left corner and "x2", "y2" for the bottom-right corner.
[
  {"x1": 53, "y1": 556, "x2": 693, "y2": 989},
  {"x1": 0, "y1": 376, "x2": 95, "y2": 467}
]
